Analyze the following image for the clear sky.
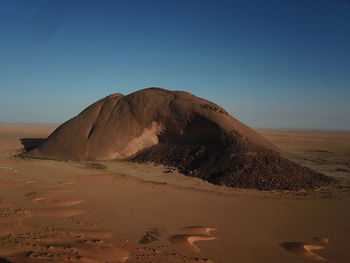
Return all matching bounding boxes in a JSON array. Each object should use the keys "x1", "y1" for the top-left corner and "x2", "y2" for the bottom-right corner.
[{"x1": 0, "y1": 0, "x2": 349, "y2": 129}]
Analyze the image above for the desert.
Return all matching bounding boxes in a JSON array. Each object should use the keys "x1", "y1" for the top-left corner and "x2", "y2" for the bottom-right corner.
[
  {"x1": 0, "y1": 123, "x2": 349, "y2": 262},
  {"x1": 1, "y1": 1, "x2": 349, "y2": 262}
]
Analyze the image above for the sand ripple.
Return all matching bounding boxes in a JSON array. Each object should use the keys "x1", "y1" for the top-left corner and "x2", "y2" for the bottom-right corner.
[
  {"x1": 281, "y1": 242, "x2": 326, "y2": 261},
  {"x1": 169, "y1": 226, "x2": 218, "y2": 253}
]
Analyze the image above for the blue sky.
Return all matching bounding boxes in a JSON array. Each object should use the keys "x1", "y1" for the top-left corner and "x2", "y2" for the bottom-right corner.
[{"x1": 0, "y1": 0, "x2": 349, "y2": 129}]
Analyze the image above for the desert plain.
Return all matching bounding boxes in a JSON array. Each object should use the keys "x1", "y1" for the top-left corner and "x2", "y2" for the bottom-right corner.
[{"x1": 0, "y1": 124, "x2": 349, "y2": 263}]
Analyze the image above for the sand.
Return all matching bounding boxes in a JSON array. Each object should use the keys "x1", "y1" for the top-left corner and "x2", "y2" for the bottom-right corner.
[
  {"x1": 169, "y1": 227, "x2": 218, "y2": 253},
  {"x1": 0, "y1": 124, "x2": 349, "y2": 262}
]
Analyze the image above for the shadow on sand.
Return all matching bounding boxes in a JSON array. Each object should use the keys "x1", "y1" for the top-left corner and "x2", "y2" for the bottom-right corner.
[
  {"x1": 0, "y1": 257, "x2": 12, "y2": 263},
  {"x1": 20, "y1": 138, "x2": 46, "y2": 151}
]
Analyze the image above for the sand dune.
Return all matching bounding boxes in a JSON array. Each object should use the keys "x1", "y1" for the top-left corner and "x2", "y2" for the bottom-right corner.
[
  {"x1": 281, "y1": 242, "x2": 326, "y2": 261},
  {"x1": 1, "y1": 227, "x2": 130, "y2": 263},
  {"x1": 313, "y1": 237, "x2": 329, "y2": 244},
  {"x1": 30, "y1": 188, "x2": 76, "y2": 195},
  {"x1": 169, "y1": 226, "x2": 218, "y2": 253},
  {"x1": 31, "y1": 197, "x2": 85, "y2": 207},
  {"x1": 181, "y1": 226, "x2": 218, "y2": 236},
  {"x1": 169, "y1": 235, "x2": 218, "y2": 253}
]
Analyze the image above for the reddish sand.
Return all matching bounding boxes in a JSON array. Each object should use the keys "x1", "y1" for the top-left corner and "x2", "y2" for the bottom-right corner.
[
  {"x1": 0, "y1": 124, "x2": 349, "y2": 263},
  {"x1": 281, "y1": 242, "x2": 326, "y2": 261},
  {"x1": 169, "y1": 226, "x2": 218, "y2": 253}
]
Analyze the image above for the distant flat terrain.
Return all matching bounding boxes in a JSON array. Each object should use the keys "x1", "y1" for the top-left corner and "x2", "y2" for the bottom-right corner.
[
  {"x1": 258, "y1": 129, "x2": 350, "y2": 187},
  {"x1": 0, "y1": 124, "x2": 349, "y2": 263}
]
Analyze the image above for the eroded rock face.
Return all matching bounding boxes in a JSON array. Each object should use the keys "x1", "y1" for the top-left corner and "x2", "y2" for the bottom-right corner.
[{"x1": 25, "y1": 88, "x2": 334, "y2": 190}]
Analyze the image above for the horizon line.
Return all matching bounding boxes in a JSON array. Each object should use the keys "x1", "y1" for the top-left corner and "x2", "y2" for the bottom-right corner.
[{"x1": 1, "y1": 122, "x2": 349, "y2": 132}]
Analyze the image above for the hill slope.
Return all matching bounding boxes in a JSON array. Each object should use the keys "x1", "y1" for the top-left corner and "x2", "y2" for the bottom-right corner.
[{"x1": 25, "y1": 88, "x2": 333, "y2": 190}]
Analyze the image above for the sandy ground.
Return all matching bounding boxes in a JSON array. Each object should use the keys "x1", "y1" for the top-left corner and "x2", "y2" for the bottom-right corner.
[{"x1": 0, "y1": 124, "x2": 349, "y2": 263}]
